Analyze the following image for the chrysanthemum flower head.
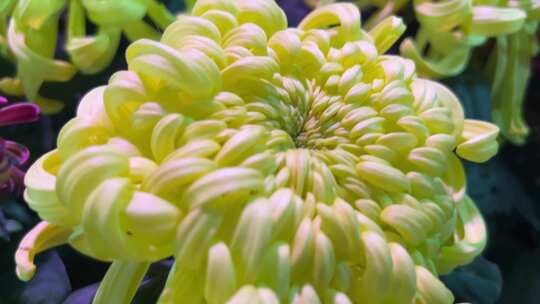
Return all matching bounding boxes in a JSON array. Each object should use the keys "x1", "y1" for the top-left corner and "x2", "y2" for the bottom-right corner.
[{"x1": 17, "y1": 0, "x2": 499, "y2": 303}]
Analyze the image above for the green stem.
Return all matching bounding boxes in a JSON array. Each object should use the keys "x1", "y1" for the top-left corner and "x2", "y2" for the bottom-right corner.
[{"x1": 93, "y1": 260, "x2": 150, "y2": 304}]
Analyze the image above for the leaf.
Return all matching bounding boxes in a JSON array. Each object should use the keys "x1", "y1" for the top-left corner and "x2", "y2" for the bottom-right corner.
[
  {"x1": 443, "y1": 71, "x2": 492, "y2": 123},
  {"x1": 0, "y1": 208, "x2": 22, "y2": 241},
  {"x1": 441, "y1": 256, "x2": 502, "y2": 304},
  {"x1": 62, "y1": 283, "x2": 98, "y2": 304},
  {"x1": 0, "y1": 251, "x2": 72, "y2": 304},
  {"x1": 498, "y1": 247, "x2": 540, "y2": 303}
]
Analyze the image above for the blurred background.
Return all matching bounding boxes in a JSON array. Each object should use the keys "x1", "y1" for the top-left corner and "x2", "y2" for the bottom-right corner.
[{"x1": 1, "y1": 0, "x2": 539, "y2": 303}]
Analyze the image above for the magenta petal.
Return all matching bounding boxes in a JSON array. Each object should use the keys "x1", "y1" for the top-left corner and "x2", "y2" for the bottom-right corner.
[
  {"x1": 4, "y1": 140, "x2": 31, "y2": 165},
  {"x1": 0, "y1": 180, "x2": 13, "y2": 193},
  {"x1": 9, "y1": 166, "x2": 25, "y2": 193},
  {"x1": 0, "y1": 103, "x2": 41, "y2": 127},
  {"x1": 0, "y1": 155, "x2": 9, "y2": 179},
  {"x1": 0, "y1": 166, "x2": 25, "y2": 194},
  {"x1": 0, "y1": 139, "x2": 9, "y2": 173},
  {"x1": 0, "y1": 139, "x2": 27, "y2": 194},
  {"x1": 0, "y1": 96, "x2": 7, "y2": 106}
]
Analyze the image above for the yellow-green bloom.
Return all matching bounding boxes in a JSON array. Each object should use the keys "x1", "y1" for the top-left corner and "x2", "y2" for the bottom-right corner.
[
  {"x1": 17, "y1": 0, "x2": 499, "y2": 303},
  {"x1": 401, "y1": 0, "x2": 538, "y2": 145},
  {"x1": 0, "y1": 0, "x2": 175, "y2": 113}
]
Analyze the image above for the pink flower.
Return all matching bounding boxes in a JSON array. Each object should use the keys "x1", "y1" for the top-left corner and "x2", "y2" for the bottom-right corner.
[{"x1": 0, "y1": 96, "x2": 40, "y2": 194}]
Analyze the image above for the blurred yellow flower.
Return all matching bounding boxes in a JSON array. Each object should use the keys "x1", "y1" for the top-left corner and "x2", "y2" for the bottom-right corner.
[{"x1": 0, "y1": 0, "x2": 175, "y2": 113}]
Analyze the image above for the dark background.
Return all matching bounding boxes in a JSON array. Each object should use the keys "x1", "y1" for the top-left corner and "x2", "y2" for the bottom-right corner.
[{"x1": 1, "y1": 0, "x2": 539, "y2": 303}]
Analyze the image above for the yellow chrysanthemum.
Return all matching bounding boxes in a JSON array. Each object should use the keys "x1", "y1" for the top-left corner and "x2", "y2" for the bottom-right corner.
[{"x1": 17, "y1": 1, "x2": 499, "y2": 303}]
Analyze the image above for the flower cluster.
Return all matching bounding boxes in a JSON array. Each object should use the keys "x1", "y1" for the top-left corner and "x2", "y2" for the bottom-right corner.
[
  {"x1": 402, "y1": 0, "x2": 538, "y2": 145},
  {"x1": 0, "y1": 0, "x2": 175, "y2": 113},
  {"x1": 16, "y1": 0, "x2": 499, "y2": 303},
  {"x1": 309, "y1": 0, "x2": 539, "y2": 145},
  {"x1": 0, "y1": 96, "x2": 40, "y2": 194}
]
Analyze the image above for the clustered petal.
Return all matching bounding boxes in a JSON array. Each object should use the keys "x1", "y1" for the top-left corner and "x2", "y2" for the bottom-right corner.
[
  {"x1": 310, "y1": 0, "x2": 539, "y2": 145},
  {"x1": 401, "y1": 0, "x2": 539, "y2": 145},
  {"x1": 17, "y1": 1, "x2": 500, "y2": 303},
  {"x1": 0, "y1": 0, "x2": 175, "y2": 113}
]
